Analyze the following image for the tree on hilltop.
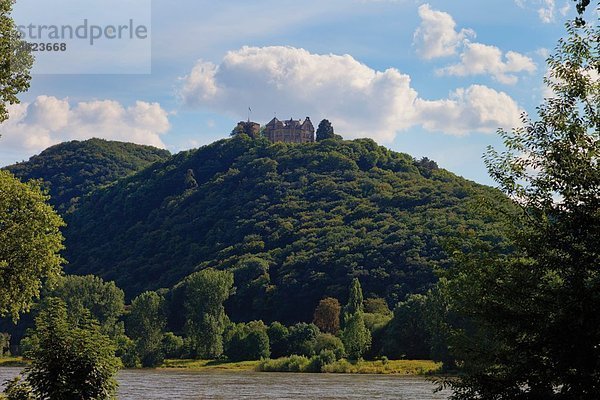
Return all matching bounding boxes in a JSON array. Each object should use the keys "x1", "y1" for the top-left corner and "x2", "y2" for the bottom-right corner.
[{"x1": 316, "y1": 119, "x2": 335, "y2": 141}]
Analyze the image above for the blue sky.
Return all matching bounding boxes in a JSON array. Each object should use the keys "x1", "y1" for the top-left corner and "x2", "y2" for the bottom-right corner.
[{"x1": 0, "y1": 0, "x2": 589, "y2": 185}]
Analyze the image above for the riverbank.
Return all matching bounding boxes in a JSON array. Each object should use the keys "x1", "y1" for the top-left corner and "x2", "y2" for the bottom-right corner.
[
  {"x1": 1, "y1": 356, "x2": 441, "y2": 375},
  {"x1": 0, "y1": 357, "x2": 27, "y2": 367},
  {"x1": 161, "y1": 358, "x2": 442, "y2": 375},
  {"x1": 161, "y1": 359, "x2": 260, "y2": 372}
]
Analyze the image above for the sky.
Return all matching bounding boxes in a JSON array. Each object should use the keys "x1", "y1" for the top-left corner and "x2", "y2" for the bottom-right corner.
[{"x1": 0, "y1": 0, "x2": 593, "y2": 185}]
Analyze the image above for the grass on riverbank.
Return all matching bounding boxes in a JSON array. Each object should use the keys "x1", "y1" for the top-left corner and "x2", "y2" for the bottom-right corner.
[
  {"x1": 0, "y1": 357, "x2": 28, "y2": 367},
  {"x1": 162, "y1": 358, "x2": 441, "y2": 375},
  {"x1": 161, "y1": 359, "x2": 260, "y2": 372},
  {"x1": 321, "y1": 359, "x2": 442, "y2": 375}
]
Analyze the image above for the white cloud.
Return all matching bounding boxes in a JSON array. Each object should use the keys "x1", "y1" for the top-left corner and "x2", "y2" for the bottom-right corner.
[
  {"x1": 0, "y1": 96, "x2": 171, "y2": 163},
  {"x1": 180, "y1": 46, "x2": 523, "y2": 140},
  {"x1": 437, "y1": 42, "x2": 537, "y2": 84},
  {"x1": 416, "y1": 85, "x2": 523, "y2": 135},
  {"x1": 413, "y1": 4, "x2": 474, "y2": 60},
  {"x1": 415, "y1": 5, "x2": 536, "y2": 84},
  {"x1": 538, "y1": 0, "x2": 556, "y2": 23},
  {"x1": 515, "y1": 0, "x2": 572, "y2": 23},
  {"x1": 559, "y1": 2, "x2": 571, "y2": 16}
]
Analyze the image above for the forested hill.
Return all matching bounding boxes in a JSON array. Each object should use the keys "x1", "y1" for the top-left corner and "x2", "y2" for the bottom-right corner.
[
  {"x1": 63, "y1": 134, "x2": 510, "y2": 323},
  {"x1": 4, "y1": 138, "x2": 171, "y2": 213}
]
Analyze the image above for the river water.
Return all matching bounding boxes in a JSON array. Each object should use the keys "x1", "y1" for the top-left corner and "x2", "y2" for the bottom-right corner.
[{"x1": 0, "y1": 367, "x2": 451, "y2": 399}]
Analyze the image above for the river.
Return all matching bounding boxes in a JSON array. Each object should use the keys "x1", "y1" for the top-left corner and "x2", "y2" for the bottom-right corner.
[{"x1": 0, "y1": 367, "x2": 451, "y2": 399}]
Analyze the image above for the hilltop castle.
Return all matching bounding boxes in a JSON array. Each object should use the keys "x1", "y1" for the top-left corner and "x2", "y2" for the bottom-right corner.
[
  {"x1": 264, "y1": 117, "x2": 315, "y2": 143},
  {"x1": 235, "y1": 117, "x2": 315, "y2": 144}
]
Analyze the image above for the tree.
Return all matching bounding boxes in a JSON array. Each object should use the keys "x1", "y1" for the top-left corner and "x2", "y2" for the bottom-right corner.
[
  {"x1": 224, "y1": 321, "x2": 270, "y2": 361},
  {"x1": 162, "y1": 332, "x2": 184, "y2": 359},
  {"x1": 341, "y1": 313, "x2": 371, "y2": 360},
  {"x1": 286, "y1": 323, "x2": 320, "y2": 357},
  {"x1": 127, "y1": 291, "x2": 166, "y2": 367},
  {"x1": 316, "y1": 119, "x2": 335, "y2": 141},
  {"x1": 184, "y1": 269, "x2": 234, "y2": 359},
  {"x1": 343, "y1": 278, "x2": 364, "y2": 323},
  {"x1": 364, "y1": 297, "x2": 392, "y2": 316},
  {"x1": 444, "y1": 13, "x2": 600, "y2": 399},
  {"x1": 341, "y1": 279, "x2": 371, "y2": 359},
  {"x1": 0, "y1": 0, "x2": 33, "y2": 124},
  {"x1": 267, "y1": 322, "x2": 289, "y2": 359},
  {"x1": 0, "y1": 332, "x2": 9, "y2": 356},
  {"x1": 313, "y1": 297, "x2": 341, "y2": 334},
  {"x1": 0, "y1": 171, "x2": 65, "y2": 320},
  {"x1": 18, "y1": 298, "x2": 120, "y2": 399},
  {"x1": 50, "y1": 275, "x2": 125, "y2": 338},
  {"x1": 381, "y1": 294, "x2": 431, "y2": 359}
]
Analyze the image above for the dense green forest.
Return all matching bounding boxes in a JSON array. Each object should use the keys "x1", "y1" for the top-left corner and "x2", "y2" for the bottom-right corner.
[
  {"x1": 4, "y1": 138, "x2": 171, "y2": 213},
  {"x1": 56, "y1": 134, "x2": 510, "y2": 323},
  {"x1": 1, "y1": 133, "x2": 514, "y2": 368}
]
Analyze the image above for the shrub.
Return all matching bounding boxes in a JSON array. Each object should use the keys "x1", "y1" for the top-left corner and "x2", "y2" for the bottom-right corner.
[
  {"x1": 305, "y1": 350, "x2": 337, "y2": 373},
  {"x1": 314, "y1": 333, "x2": 345, "y2": 360},
  {"x1": 225, "y1": 321, "x2": 270, "y2": 361},
  {"x1": 321, "y1": 359, "x2": 354, "y2": 373},
  {"x1": 115, "y1": 334, "x2": 139, "y2": 368},
  {"x1": 258, "y1": 355, "x2": 310, "y2": 372},
  {"x1": 267, "y1": 322, "x2": 289, "y2": 359},
  {"x1": 162, "y1": 332, "x2": 184, "y2": 359}
]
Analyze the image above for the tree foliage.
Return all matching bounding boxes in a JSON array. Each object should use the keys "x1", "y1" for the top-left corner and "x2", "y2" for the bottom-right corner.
[
  {"x1": 18, "y1": 134, "x2": 510, "y2": 323},
  {"x1": 21, "y1": 298, "x2": 120, "y2": 400},
  {"x1": 341, "y1": 313, "x2": 371, "y2": 360},
  {"x1": 316, "y1": 119, "x2": 335, "y2": 141},
  {"x1": 286, "y1": 322, "x2": 320, "y2": 357},
  {"x1": 313, "y1": 297, "x2": 341, "y2": 334},
  {"x1": 4, "y1": 138, "x2": 170, "y2": 213},
  {"x1": 344, "y1": 278, "x2": 364, "y2": 322},
  {"x1": 341, "y1": 279, "x2": 371, "y2": 359},
  {"x1": 184, "y1": 269, "x2": 234, "y2": 358},
  {"x1": 0, "y1": 170, "x2": 65, "y2": 320},
  {"x1": 127, "y1": 291, "x2": 166, "y2": 367},
  {"x1": 0, "y1": 332, "x2": 9, "y2": 356},
  {"x1": 380, "y1": 294, "x2": 431, "y2": 360},
  {"x1": 50, "y1": 275, "x2": 125, "y2": 337},
  {"x1": 444, "y1": 16, "x2": 600, "y2": 399},
  {"x1": 224, "y1": 320, "x2": 270, "y2": 361},
  {"x1": 267, "y1": 322, "x2": 289, "y2": 359},
  {"x1": 0, "y1": 0, "x2": 33, "y2": 124}
]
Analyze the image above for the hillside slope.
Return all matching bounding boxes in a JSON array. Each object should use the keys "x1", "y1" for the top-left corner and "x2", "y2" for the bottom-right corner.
[
  {"x1": 63, "y1": 135, "x2": 510, "y2": 323},
  {"x1": 4, "y1": 138, "x2": 171, "y2": 212}
]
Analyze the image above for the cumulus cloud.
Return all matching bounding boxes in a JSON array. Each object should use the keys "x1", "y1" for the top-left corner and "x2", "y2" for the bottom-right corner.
[
  {"x1": 416, "y1": 85, "x2": 523, "y2": 135},
  {"x1": 437, "y1": 42, "x2": 537, "y2": 84},
  {"x1": 413, "y1": 4, "x2": 474, "y2": 60},
  {"x1": 180, "y1": 46, "x2": 523, "y2": 140},
  {"x1": 0, "y1": 96, "x2": 170, "y2": 162},
  {"x1": 415, "y1": 4, "x2": 536, "y2": 84}
]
